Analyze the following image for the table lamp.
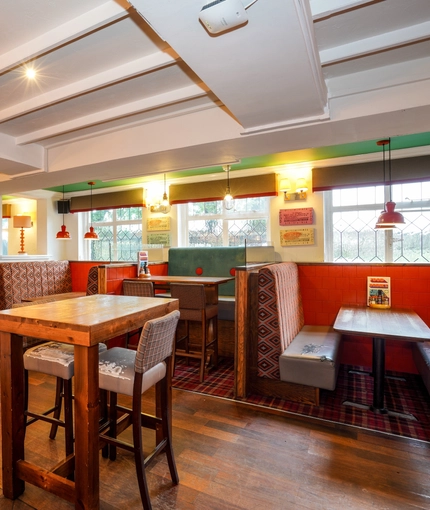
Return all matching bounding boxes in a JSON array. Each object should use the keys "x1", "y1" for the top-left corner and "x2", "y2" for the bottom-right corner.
[{"x1": 13, "y1": 215, "x2": 32, "y2": 254}]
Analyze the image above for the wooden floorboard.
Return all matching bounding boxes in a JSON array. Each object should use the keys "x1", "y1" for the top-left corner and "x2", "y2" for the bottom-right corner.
[{"x1": 1, "y1": 372, "x2": 430, "y2": 509}]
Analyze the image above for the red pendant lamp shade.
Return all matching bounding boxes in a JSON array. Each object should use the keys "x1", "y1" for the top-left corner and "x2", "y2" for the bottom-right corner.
[
  {"x1": 56, "y1": 185, "x2": 71, "y2": 240},
  {"x1": 374, "y1": 139, "x2": 405, "y2": 229},
  {"x1": 84, "y1": 181, "x2": 99, "y2": 240}
]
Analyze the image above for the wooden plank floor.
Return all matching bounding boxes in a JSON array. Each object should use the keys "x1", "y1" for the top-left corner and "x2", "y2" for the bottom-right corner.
[{"x1": 1, "y1": 371, "x2": 430, "y2": 509}]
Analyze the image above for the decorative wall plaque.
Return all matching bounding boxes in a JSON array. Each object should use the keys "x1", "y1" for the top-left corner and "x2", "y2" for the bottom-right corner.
[
  {"x1": 147, "y1": 232, "x2": 171, "y2": 245},
  {"x1": 147, "y1": 217, "x2": 170, "y2": 231},
  {"x1": 279, "y1": 207, "x2": 313, "y2": 226},
  {"x1": 280, "y1": 228, "x2": 314, "y2": 246}
]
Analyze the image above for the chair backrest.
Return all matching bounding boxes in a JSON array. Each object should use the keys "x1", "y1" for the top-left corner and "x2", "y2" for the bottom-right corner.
[
  {"x1": 135, "y1": 310, "x2": 180, "y2": 374},
  {"x1": 86, "y1": 266, "x2": 99, "y2": 296},
  {"x1": 170, "y1": 283, "x2": 206, "y2": 310},
  {"x1": 123, "y1": 280, "x2": 154, "y2": 297}
]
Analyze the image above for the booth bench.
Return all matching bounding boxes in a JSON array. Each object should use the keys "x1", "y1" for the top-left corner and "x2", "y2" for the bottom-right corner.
[{"x1": 246, "y1": 262, "x2": 342, "y2": 405}]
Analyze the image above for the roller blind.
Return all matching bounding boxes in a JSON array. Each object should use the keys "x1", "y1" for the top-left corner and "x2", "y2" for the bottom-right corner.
[
  {"x1": 70, "y1": 188, "x2": 144, "y2": 213},
  {"x1": 313, "y1": 155, "x2": 430, "y2": 192},
  {"x1": 169, "y1": 173, "x2": 277, "y2": 204}
]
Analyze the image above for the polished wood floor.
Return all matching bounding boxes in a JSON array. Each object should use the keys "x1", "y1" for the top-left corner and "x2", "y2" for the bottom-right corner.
[{"x1": 1, "y1": 371, "x2": 430, "y2": 509}]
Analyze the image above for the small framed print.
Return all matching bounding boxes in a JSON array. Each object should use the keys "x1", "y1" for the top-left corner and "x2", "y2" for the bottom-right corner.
[
  {"x1": 147, "y1": 232, "x2": 171, "y2": 246},
  {"x1": 280, "y1": 228, "x2": 314, "y2": 246},
  {"x1": 147, "y1": 217, "x2": 170, "y2": 231},
  {"x1": 279, "y1": 207, "x2": 313, "y2": 226}
]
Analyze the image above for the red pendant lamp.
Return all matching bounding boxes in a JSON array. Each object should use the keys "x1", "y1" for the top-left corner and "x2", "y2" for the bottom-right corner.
[
  {"x1": 56, "y1": 185, "x2": 71, "y2": 240},
  {"x1": 375, "y1": 139, "x2": 405, "y2": 229},
  {"x1": 84, "y1": 181, "x2": 99, "y2": 240}
]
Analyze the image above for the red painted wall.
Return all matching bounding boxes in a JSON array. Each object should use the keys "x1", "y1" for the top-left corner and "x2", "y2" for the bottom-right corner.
[{"x1": 297, "y1": 263, "x2": 430, "y2": 374}]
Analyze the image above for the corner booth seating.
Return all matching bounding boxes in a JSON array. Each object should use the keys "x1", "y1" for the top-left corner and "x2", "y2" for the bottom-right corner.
[
  {"x1": 0, "y1": 261, "x2": 72, "y2": 310},
  {"x1": 167, "y1": 246, "x2": 244, "y2": 321},
  {"x1": 249, "y1": 262, "x2": 342, "y2": 405}
]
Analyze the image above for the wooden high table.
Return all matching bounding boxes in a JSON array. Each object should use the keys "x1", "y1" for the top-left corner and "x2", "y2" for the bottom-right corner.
[
  {"x1": 0, "y1": 294, "x2": 178, "y2": 509},
  {"x1": 334, "y1": 305, "x2": 430, "y2": 420}
]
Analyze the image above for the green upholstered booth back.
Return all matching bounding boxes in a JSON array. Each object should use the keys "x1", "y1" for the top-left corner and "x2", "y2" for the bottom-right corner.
[{"x1": 167, "y1": 247, "x2": 245, "y2": 296}]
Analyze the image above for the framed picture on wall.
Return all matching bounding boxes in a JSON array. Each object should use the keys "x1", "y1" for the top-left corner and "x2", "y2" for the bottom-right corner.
[
  {"x1": 280, "y1": 228, "x2": 314, "y2": 246},
  {"x1": 147, "y1": 217, "x2": 170, "y2": 231},
  {"x1": 147, "y1": 232, "x2": 171, "y2": 246}
]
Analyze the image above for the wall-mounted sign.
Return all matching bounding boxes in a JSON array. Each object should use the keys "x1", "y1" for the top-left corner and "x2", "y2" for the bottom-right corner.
[
  {"x1": 279, "y1": 208, "x2": 313, "y2": 226},
  {"x1": 147, "y1": 232, "x2": 171, "y2": 246},
  {"x1": 280, "y1": 228, "x2": 314, "y2": 246},
  {"x1": 147, "y1": 217, "x2": 170, "y2": 231}
]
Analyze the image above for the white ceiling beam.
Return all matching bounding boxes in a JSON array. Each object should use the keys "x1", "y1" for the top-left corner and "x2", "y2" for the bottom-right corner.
[
  {"x1": 0, "y1": 52, "x2": 177, "y2": 123},
  {"x1": 311, "y1": 0, "x2": 379, "y2": 21},
  {"x1": 16, "y1": 84, "x2": 208, "y2": 145},
  {"x1": 0, "y1": 1, "x2": 130, "y2": 73},
  {"x1": 320, "y1": 20, "x2": 430, "y2": 65}
]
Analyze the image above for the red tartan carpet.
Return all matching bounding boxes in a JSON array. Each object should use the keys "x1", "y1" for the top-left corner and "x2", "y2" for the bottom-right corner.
[{"x1": 172, "y1": 358, "x2": 430, "y2": 442}]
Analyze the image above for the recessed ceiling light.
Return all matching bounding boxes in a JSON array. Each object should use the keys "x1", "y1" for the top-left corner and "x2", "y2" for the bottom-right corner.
[{"x1": 25, "y1": 67, "x2": 36, "y2": 80}]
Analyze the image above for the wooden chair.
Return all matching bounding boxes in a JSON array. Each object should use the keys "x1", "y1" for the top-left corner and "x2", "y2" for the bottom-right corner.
[
  {"x1": 122, "y1": 280, "x2": 155, "y2": 349},
  {"x1": 14, "y1": 300, "x2": 107, "y2": 456},
  {"x1": 170, "y1": 283, "x2": 218, "y2": 383},
  {"x1": 98, "y1": 310, "x2": 180, "y2": 510}
]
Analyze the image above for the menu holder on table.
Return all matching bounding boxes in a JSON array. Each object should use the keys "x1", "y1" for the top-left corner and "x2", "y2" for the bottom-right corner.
[{"x1": 367, "y1": 276, "x2": 391, "y2": 308}]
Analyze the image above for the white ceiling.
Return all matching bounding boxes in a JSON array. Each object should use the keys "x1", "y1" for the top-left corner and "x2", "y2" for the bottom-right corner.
[{"x1": 1, "y1": 0, "x2": 430, "y2": 194}]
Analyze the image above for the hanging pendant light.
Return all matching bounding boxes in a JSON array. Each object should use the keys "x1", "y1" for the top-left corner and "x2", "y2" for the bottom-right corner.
[
  {"x1": 160, "y1": 173, "x2": 171, "y2": 214},
  {"x1": 84, "y1": 181, "x2": 99, "y2": 240},
  {"x1": 223, "y1": 165, "x2": 234, "y2": 210},
  {"x1": 56, "y1": 185, "x2": 71, "y2": 240},
  {"x1": 375, "y1": 138, "x2": 405, "y2": 230}
]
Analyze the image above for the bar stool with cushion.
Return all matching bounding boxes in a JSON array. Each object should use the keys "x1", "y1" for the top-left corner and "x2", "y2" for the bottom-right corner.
[
  {"x1": 15, "y1": 300, "x2": 107, "y2": 456},
  {"x1": 170, "y1": 283, "x2": 218, "y2": 383},
  {"x1": 98, "y1": 310, "x2": 180, "y2": 510},
  {"x1": 122, "y1": 280, "x2": 154, "y2": 349}
]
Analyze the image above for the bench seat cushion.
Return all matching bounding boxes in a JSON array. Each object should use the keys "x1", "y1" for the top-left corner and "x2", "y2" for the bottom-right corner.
[
  {"x1": 279, "y1": 325, "x2": 342, "y2": 391},
  {"x1": 413, "y1": 342, "x2": 430, "y2": 396}
]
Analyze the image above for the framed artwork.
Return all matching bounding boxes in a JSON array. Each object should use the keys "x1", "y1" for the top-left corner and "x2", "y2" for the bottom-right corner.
[
  {"x1": 279, "y1": 207, "x2": 313, "y2": 226},
  {"x1": 147, "y1": 232, "x2": 171, "y2": 246},
  {"x1": 280, "y1": 228, "x2": 314, "y2": 246},
  {"x1": 147, "y1": 217, "x2": 170, "y2": 231}
]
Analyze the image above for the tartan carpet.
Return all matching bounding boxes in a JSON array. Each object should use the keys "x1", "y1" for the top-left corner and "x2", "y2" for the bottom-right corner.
[{"x1": 172, "y1": 358, "x2": 430, "y2": 442}]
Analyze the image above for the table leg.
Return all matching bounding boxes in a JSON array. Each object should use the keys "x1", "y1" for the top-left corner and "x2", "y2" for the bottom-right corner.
[
  {"x1": 73, "y1": 344, "x2": 100, "y2": 509},
  {"x1": 371, "y1": 336, "x2": 386, "y2": 413},
  {"x1": 0, "y1": 332, "x2": 25, "y2": 499}
]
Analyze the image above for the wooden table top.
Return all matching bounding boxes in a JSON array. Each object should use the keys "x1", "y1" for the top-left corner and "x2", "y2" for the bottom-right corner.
[
  {"x1": 0, "y1": 294, "x2": 178, "y2": 347},
  {"x1": 22, "y1": 291, "x2": 86, "y2": 302},
  {"x1": 333, "y1": 305, "x2": 430, "y2": 342},
  {"x1": 125, "y1": 275, "x2": 235, "y2": 285}
]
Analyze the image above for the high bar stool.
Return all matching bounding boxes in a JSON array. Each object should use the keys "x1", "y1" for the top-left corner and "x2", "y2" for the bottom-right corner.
[
  {"x1": 122, "y1": 280, "x2": 155, "y2": 349},
  {"x1": 170, "y1": 283, "x2": 218, "y2": 383},
  {"x1": 15, "y1": 300, "x2": 107, "y2": 456},
  {"x1": 98, "y1": 310, "x2": 180, "y2": 510}
]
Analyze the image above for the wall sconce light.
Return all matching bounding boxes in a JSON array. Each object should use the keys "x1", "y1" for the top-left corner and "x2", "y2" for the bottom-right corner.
[
  {"x1": 280, "y1": 177, "x2": 308, "y2": 201},
  {"x1": 13, "y1": 215, "x2": 32, "y2": 254},
  {"x1": 84, "y1": 181, "x2": 99, "y2": 240},
  {"x1": 2, "y1": 204, "x2": 12, "y2": 218},
  {"x1": 149, "y1": 174, "x2": 171, "y2": 214}
]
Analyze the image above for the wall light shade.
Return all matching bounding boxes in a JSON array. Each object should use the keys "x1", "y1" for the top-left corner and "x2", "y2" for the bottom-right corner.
[
  {"x1": 279, "y1": 179, "x2": 292, "y2": 192},
  {"x1": 13, "y1": 215, "x2": 32, "y2": 254},
  {"x1": 295, "y1": 178, "x2": 308, "y2": 193}
]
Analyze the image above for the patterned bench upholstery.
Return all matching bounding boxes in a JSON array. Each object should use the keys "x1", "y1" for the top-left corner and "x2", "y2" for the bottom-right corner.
[
  {"x1": 257, "y1": 262, "x2": 342, "y2": 397},
  {"x1": 0, "y1": 261, "x2": 72, "y2": 310}
]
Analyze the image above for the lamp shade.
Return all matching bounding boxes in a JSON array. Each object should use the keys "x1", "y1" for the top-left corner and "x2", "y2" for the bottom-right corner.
[
  {"x1": 84, "y1": 226, "x2": 98, "y2": 239},
  {"x1": 56, "y1": 224, "x2": 71, "y2": 240},
  {"x1": 13, "y1": 215, "x2": 32, "y2": 228},
  {"x1": 375, "y1": 201, "x2": 405, "y2": 227},
  {"x1": 295, "y1": 178, "x2": 308, "y2": 193},
  {"x1": 279, "y1": 179, "x2": 292, "y2": 192},
  {"x1": 2, "y1": 204, "x2": 12, "y2": 218}
]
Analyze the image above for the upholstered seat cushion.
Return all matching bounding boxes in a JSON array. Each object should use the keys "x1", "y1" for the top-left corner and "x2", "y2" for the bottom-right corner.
[
  {"x1": 279, "y1": 326, "x2": 342, "y2": 391},
  {"x1": 99, "y1": 347, "x2": 166, "y2": 396},
  {"x1": 24, "y1": 342, "x2": 107, "y2": 380}
]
